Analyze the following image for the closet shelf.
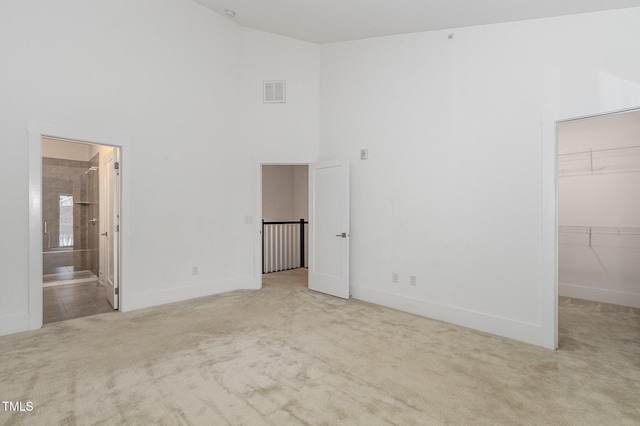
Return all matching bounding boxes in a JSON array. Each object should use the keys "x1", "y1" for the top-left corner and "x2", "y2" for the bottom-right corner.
[
  {"x1": 558, "y1": 226, "x2": 640, "y2": 248},
  {"x1": 559, "y1": 144, "x2": 640, "y2": 158},
  {"x1": 558, "y1": 144, "x2": 640, "y2": 174},
  {"x1": 558, "y1": 225, "x2": 640, "y2": 236}
]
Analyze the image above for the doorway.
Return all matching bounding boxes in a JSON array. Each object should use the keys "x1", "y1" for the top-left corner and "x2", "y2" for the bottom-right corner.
[
  {"x1": 28, "y1": 120, "x2": 130, "y2": 331},
  {"x1": 557, "y1": 110, "x2": 640, "y2": 314},
  {"x1": 261, "y1": 164, "x2": 309, "y2": 287},
  {"x1": 41, "y1": 138, "x2": 121, "y2": 323},
  {"x1": 256, "y1": 159, "x2": 350, "y2": 299},
  {"x1": 541, "y1": 98, "x2": 640, "y2": 349}
]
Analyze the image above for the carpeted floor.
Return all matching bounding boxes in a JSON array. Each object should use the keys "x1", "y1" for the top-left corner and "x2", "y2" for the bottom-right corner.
[{"x1": 1, "y1": 269, "x2": 639, "y2": 425}]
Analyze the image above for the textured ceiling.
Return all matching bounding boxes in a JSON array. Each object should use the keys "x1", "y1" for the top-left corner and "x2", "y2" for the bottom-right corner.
[{"x1": 193, "y1": 0, "x2": 640, "y2": 43}]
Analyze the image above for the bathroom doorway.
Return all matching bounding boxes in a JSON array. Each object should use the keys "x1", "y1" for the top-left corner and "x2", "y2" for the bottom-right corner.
[{"x1": 41, "y1": 138, "x2": 120, "y2": 323}]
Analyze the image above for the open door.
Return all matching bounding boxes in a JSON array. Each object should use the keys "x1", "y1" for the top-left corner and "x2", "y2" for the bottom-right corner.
[
  {"x1": 104, "y1": 148, "x2": 120, "y2": 309},
  {"x1": 308, "y1": 158, "x2": 350, "y2": 299}
]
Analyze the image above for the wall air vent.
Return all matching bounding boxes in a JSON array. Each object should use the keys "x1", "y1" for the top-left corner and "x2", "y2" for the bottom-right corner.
[{"x1": 263, "y1": 80, "x2": 286, "y2": 103}]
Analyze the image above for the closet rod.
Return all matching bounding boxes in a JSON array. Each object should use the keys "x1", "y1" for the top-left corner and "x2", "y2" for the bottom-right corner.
[
  {"x1": 558, "y1": 226, "x2": 640, "y2": 248},
  {"x1": 558, "y1": 143, "x2": 640, "y2": 158},
  {"x1": 558, "y1": 226, "x2": 640, "y2": 236}
]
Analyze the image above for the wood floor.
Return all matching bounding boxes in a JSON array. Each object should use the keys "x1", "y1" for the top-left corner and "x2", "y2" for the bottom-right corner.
[{"x1": 43, "y1": 281, "x2": 115, "y2": 324}]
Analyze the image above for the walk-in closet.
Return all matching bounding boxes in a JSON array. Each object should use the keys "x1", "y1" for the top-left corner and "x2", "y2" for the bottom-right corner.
[{"x1": 558, "y1": 110, "x2": 640, "y2": 309}]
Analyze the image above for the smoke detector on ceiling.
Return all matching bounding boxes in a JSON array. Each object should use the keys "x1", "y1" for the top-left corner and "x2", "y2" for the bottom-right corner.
[{"x1": 263, "y1": 80, "x2": 286, "y2": 104}]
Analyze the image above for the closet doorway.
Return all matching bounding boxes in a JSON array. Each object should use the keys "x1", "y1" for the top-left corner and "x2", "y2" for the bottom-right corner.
[
  {"x1": 41, "y1": 138, "x2": 121, "y2": 323},
  {"x1": 557, "y1": 110, "x2": 640, "y2": 336}
]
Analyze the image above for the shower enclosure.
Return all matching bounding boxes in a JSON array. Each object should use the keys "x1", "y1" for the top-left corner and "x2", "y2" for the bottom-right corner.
[{"x1": 42, "y1": 155, "x2": 99, "y2": 284}]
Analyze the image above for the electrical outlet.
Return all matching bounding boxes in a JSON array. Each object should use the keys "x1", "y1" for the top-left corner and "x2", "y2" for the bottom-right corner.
[
  {"x1": 245, "y1": 215, "x2": 253, "y2": 224},
  {"x1": 192, "y1": 266, "x2": 199, "y2": 276},
  {"x1": 409, "y1": 275, "x2": 416, "y2": 286},
  {"x1": 392, "y1": 272, "x2": 399, "y2": 283}
]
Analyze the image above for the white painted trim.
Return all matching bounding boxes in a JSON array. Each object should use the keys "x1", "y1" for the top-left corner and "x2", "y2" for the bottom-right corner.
[
  {"x1": 540, "y1": 115, "x2": 559, "y2": 350},
  {"x1": 351, "y1": 285, "x2": 544, "y2": 347},
  {"x1": 559, "y1": 283, "x2": 640, "y2": 309},
  {"x1": 27, "y1": 120, "x2": 133, "y2": 333},
  {"x1": 540, "y1": 91, "x2": 640, "y2": 350},
  {"x1": 28, "y1": 123, "x2": 44, "y2": 332},
  {"x1": 253, "y1": 156, "x2": 317, "y2": 290},
  {"x1": 253, "y1": 162, "x2": 263, "y2": 290},
  {"x1": 0, "y1": 313, "x2": 29, "y2": 336},
  {"x1": 125, "y1": 277, "x2": 255, "y2": 311}
]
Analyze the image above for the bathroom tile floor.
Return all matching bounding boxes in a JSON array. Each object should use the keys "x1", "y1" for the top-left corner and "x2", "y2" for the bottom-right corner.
[
  {"x1": 43, "y1": 268, "x2": 95, "y2": 283},
  {"x1": 43, "y1": 282, "x2": 115, "y2": 324}
]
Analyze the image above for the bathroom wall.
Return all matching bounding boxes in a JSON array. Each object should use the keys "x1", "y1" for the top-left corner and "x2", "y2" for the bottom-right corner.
[
  {"x1": 42, "y1": 138, "x2": 93, "y2": 161},
  {"x1": 86, "y1": 153, "x2": 99, "y2": 276}
]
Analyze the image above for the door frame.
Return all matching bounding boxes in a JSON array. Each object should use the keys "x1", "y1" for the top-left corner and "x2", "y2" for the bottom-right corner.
[
  {"x1": 28, "y1": 120, "x2": 132, "y2": 330},
  {"x1": 253, "y1": 157, "x2": 316, "y2": 290},
  {"x1": 541, "y1": 95, "x2": 640, "y2": 349}
]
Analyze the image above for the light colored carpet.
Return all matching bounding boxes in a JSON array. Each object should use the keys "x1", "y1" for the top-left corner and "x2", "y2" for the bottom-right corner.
[{"x1": 1, "y1": 269, "x2": 639, "y2": 425}]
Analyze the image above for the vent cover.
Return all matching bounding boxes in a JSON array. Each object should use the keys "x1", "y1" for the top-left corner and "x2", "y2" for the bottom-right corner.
[{"x1": 263, "y1": 80, "x2": 286, "y2": 103}]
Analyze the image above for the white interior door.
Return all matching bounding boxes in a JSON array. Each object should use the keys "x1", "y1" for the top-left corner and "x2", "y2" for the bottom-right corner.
[
  {"x1": 308, "y1": 158, "x2": 350, "y2": 299},
  {"x1": 104, "y1": 148, "x2": 120, "y2": 309}
]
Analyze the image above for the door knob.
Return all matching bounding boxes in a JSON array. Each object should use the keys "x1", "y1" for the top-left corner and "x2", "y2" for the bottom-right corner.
[
  {"x1": 335, "y1": 232, "x2": 348, "y2": 238},
  {"x1": 101, "y1": 232, "x2": 108, "y2": 237}
]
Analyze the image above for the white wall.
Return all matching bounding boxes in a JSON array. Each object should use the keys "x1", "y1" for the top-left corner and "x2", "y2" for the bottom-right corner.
[
  {"x1": 558, "y1": 111, "x2": 640, "y2": 307},
  {"x1": 292, "y1": 165, "x2": 309, "y2": 220},
  {"x1": 262, "y1": 165, "x2": 294, "y2": 221},
  {"x1": 42, "y1": 138, "x2": 93, "y2": 161},
  {"x1": 0, "y1": 0, "x2": 319, "y2": 335},
  {"x1": 239, "y1": 28, "x2": 320, "y2": 163},
  {"x1": 320, "y1": 8, "x2": 640, "y2": 347},
  {"x1": 262, "y1": 165, "x2": 308, "y2": 221}
]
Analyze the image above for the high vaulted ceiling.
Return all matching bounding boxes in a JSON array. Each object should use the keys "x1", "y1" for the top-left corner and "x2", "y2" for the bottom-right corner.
[{"x1": 193, "y1": 0, "x2": 640, "y2": 44}]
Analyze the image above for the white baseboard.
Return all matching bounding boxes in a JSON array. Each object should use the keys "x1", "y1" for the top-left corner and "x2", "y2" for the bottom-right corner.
[
  {"x1": 559, "y1": 282, "x2": 640, "y2": 308},
  {"x1": 123, "y1": 277, "x2": 255, "y2": 312},
  {"x1": 350, "y1": 285, "x2": 545, "y2": 347},
  {"x1": 0, "y1": 312, "x2": 29, "y2": 337}
]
